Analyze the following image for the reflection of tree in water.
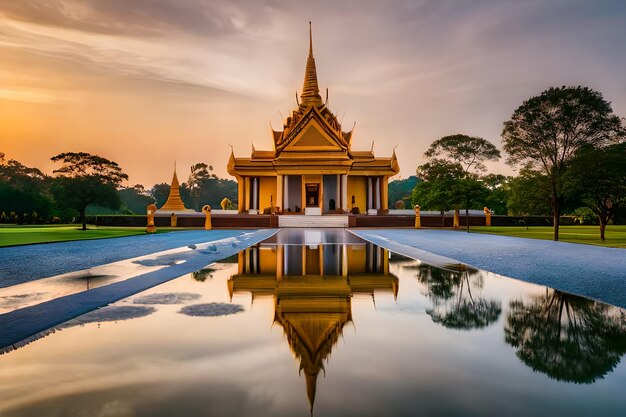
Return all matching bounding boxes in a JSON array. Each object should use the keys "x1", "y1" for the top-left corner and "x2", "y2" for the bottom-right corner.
[
  {"x1": 505, "y1": 289, "x2": 626, "y2": 383},
  {"x1": 192, "y1": 267, "x2": 214, "y2": 282},
  {"x1": 414, "y1": 264, "x2": 501, "y2": 330}
]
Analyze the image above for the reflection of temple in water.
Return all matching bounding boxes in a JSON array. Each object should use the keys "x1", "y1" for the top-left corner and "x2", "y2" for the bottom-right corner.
[{"x1": 228, "y1": 242, "x2": 398, "y2": 413}]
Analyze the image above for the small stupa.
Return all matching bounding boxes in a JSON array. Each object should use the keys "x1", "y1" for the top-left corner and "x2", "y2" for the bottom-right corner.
[{"x1": 157, "y1": 166, "x2": 194, "y2": 213}]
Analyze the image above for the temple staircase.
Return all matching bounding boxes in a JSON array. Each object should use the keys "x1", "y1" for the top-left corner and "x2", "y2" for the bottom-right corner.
[{"x1": 278, "y1": 215, "x2": 349, "y2": 228}]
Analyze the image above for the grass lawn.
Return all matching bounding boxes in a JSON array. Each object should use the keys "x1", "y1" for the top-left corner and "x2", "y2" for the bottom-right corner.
[
  {"x1": 0, "y1": 225, "x2": 191, "y2": 247},
  {"x1": 470, "y1": 225, "x2": 626, "y2": 248}
]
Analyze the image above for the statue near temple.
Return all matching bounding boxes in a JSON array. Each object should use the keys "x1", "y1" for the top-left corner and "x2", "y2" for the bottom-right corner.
[
  {"x1": 202, "y1": 205, "x2": 212, "y2": 230},
  {"x1": 414, "y1": 205, "x2": 421, "y2": 229},
  {"x1": 146, "y1": 204, "x2": 157, "y2": 233}
]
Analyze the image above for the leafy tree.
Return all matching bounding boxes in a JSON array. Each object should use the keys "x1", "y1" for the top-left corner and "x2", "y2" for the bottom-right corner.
[
  {"x1": 119, "y1": 184, "x2": 155, "y2": 214},
  {"x1": 507, "y1": 168, "x2": 552, "y2": 217},
  {"x1": 505, "y1": 290, "x2": 626, "y2": 383},
  {"x1": 180, "y1": 162, "x2": 237, "y2": 210},
  {"x1": 50, "y1": 152, "x2": 128, "y2": 230},
  {"x1": 388, "y1": 176, "x2": 419, "y2": 208},
  {"x1": 422, "y1": 134, "x2": 500, "y2": 231},
  {"x1": 412, "y1": 160, "x2": 464, "y2": 226},
  {"x1": 482, "y1": 174, "x2": 511, "y2": 215},
  {"x1": 564, "y1": 143, "x2": 626, "y2": 241},
  {"x1": 502, "y1": 86, "x2": 625, "y2": 240},
  {"x1": 150, "y1": 183, "x2": 170, "y2": 207},
  {"x1": 0, "y1": 155, "x2": 53, "y2": 222},
  {"x1": 425, "y1": 134, "x2": 501, "y2": 175},
  {"x1": 414, "y1": 264, "x2": 501, "y2": 330}
]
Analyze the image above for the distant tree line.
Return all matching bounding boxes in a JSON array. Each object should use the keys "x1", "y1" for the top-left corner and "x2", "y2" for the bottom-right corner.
[
  {"x1": 388, "y1": 85, "x2": 626, "y2": 241},
  {"x1": 0, "y1": 151, "x2": 237, "y2": 227}
]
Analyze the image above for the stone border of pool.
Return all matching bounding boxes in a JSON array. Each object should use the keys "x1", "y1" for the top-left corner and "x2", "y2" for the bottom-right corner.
[
  {"x1": 0, "y1": 229, "x2": 278, "y2": 354},
  {"x1": 348, "y1": 228, "x2": 626, "y2": 309}
]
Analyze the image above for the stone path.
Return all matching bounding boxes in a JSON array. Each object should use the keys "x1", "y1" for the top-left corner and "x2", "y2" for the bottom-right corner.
[
  {"x1": 0, "y1": 229, "x2": 277, "y2": 352},
  {"x1": 0, "y1": 230, "x2": 260, "y2": 287},
  {"x1": 350, "y1": 229, "x2": 626, "y2": 309}
]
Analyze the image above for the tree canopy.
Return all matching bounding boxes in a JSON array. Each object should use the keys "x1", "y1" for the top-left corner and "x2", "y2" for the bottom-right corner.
[
  {"x1": 51, "y1": 152, "x2": 128, "y2": 230},
  {"x1": 425, "y1": 134, "x2": 501, "y2": 174},
  {"x1": 564, "y1": 143, "x2": 626, "y2": 241},
  {"x1": 502, "y1": 86, "x2": 625, "y2": 240}
]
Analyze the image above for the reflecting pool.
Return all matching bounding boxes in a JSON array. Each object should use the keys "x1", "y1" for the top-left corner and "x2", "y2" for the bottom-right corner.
[{"x1": 1, "y1": 229, "x2": 625, "y2": 416}]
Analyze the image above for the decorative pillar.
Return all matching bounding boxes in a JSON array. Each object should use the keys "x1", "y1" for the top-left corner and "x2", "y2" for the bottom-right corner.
[
  {"x1": 244, "y1": 177, "x2": 251, "y2": 211},
  {"x1": 301, "y1": 175, "x2": 306, "y2": 211},
  {"x1": 341, "y1": 174, "x2": 348, "y2": 212},
  {"x1": 382, "y1": 176, "x2": 389, "y2": 210},
  {"x1": 342, "y1": 245, "x2": 348, "y2": 277},
  {"x1": 251, "y1": 178, "x2": 258, "y2": 210},
  {"x1": 276, "y1": 175, "x2": 283, "y2": 214},
  {"x1": 453, "y1": 209, "x2": 460, "y2": 229},
  {"x1": 283, "y1": 176, "x2": 289, "y2": 211},
  {"x1": 336, "y1": 174, "x2": 341, "y2": 212},
  {"x1": 374, "y1": 177, "x2": 380, "y2": 210},
  {"x1": 237, "y1": 176, "x2": 245, "y2": 212},
  {"x1": 367, "y1": 177, "x2": 373, "y2": 210}
]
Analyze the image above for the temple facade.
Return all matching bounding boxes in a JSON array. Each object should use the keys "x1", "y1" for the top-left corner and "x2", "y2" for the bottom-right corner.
[{"x1": 227, "y1": 24, "x2": 399, "y2": 215}]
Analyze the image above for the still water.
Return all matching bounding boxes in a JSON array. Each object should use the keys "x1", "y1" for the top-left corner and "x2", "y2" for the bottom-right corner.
[{"x1": 1, "y1": 229, "x2": 625, "y2": 417}]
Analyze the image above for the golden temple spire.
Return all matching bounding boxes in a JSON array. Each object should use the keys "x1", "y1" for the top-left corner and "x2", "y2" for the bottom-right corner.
[
  {"x1": 301, "y1": 22, "x2": 323, "y2": 108},
  {"x1": 158, "y1": 165, "x2": 191, "y2": 212}
]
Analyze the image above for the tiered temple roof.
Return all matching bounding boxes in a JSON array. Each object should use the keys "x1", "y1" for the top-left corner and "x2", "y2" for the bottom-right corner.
[{"x1": 227, "y1": 23, "x2": 399, "y2": 178}]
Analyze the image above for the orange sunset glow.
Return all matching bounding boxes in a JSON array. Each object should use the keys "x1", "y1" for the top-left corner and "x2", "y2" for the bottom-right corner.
[{"x1": 1, "y1": 0, "x2": 625, "y2": 187}]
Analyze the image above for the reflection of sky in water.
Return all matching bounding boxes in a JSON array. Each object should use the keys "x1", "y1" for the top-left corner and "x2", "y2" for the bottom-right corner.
[{"x1": 1, "y1": 239, "x2": 625, "y2": 417}]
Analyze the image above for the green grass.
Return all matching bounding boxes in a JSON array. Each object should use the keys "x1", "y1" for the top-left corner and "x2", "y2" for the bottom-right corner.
[
  {"x1": 0, "y1": 225, "x2": 191, "y2": 247},
  {"x1": 470, "y1": 225, "x2": 626, "y2": 248}
]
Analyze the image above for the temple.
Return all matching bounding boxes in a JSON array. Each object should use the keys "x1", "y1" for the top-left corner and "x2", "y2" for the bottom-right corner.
[
  {"x1": 228, "y1": 234, "x2": 398, "y2": 413},
  {"x1": 157, "y1": 167, "x2": 194, "y2": 213},
  {"x1": 227, "y1": 23, "x2": 399, "y2": 216}
]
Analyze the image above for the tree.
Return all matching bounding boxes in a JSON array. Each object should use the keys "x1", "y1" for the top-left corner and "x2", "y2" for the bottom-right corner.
[
  {"x1": 150, "y1": 183, "x2": 170, "y2": 207},
  {"x1": 502, "y1": 86, "x2": 625, "y2": 240},
  {"x1": 412, "y1": 160, "x2": 464, "y2": 226},
  {"x1": 181, "y1": 162, "x2": 237, "y2": 210},
  {"x1": 388, "y1": 176, "x2": 420, "y2": 208},
  {"x1": 414, "y1": 264, "x2": 501, "y2": 330},
  {"x1": 564, "y1": 143, "x2": 626, "y2": 241},
  {"x1": 482, "y1": 174, "x2": 511, "y2": 215},
  {"x1": 0, "y1": 155, "x2": 53, "y2": 222},
  {"x1": 506, "y1": 168, "x2": 552, "y2": 218},
  {"x1": 423, "y1": 134, "x2": 500, "y2": 231},
  {"x1": 50, "y1": 152, "x2": 128, "y2": 230},
  {"x1": 505, "y1": 290, "x2": 626, "y2": 383},
  {"x1": 119, "y1": 184, "x2": 155, "y2": 214},
  {"x1": 425, "y1": 134, "x2": 501, "y2": 175}
]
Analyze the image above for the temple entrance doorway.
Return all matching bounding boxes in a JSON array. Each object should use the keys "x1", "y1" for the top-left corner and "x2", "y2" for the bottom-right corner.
[{"x1": 305, "y1": 183, "x2": 319, "y2": 207}]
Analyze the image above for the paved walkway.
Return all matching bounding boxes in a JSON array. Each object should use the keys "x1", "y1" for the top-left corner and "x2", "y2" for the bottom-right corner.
[
  {"x1": 0, "y1": 230, "x2": 263, "y2": 287},
  {"x1": 0, "y1": 229, "x2": 277, "y2": 351},
  {"x1": 350, "y1": 229, "x2": 626, "y2": 309}
]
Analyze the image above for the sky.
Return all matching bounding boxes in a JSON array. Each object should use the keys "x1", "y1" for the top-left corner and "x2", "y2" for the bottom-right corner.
[{"x1": 1, "y1": 0, "x2": 625, "y2": 187}]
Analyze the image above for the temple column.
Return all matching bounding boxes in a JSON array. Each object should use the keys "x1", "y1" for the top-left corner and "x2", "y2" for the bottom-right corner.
[
  {"x1": 251, "y1": 178, "x2": 258, "y2": 210},
  {"x1": 284, "y1": 175, "x2": 289, "y2": 211},
  {"x1": 375, "y1": 177, "x2": 381, "y2": 210},
  {"x1": 382, "y1": 176, "x2": 389, "y2": 210},
  {"x1": 336, "y1": 174, "x2": 340, "y2": 212},
  {"x1": 341, "y1": 174, "x2": 348, "y2": 212},
  {"x1": 244, "y1": 177, "x2": 251, "y2": 211},
  {"x1": 367, "y1": 177, "x2": 373, "y2": 210},
  {"x1": 276, "y1": 175, "x2": 283, "y2": 213},
  {"x1": 301, "y1": 175, "x2": 305, "y2": 211},
  {"x1": 237, "y1": 176, "x2": 245, "y2": 212}
]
